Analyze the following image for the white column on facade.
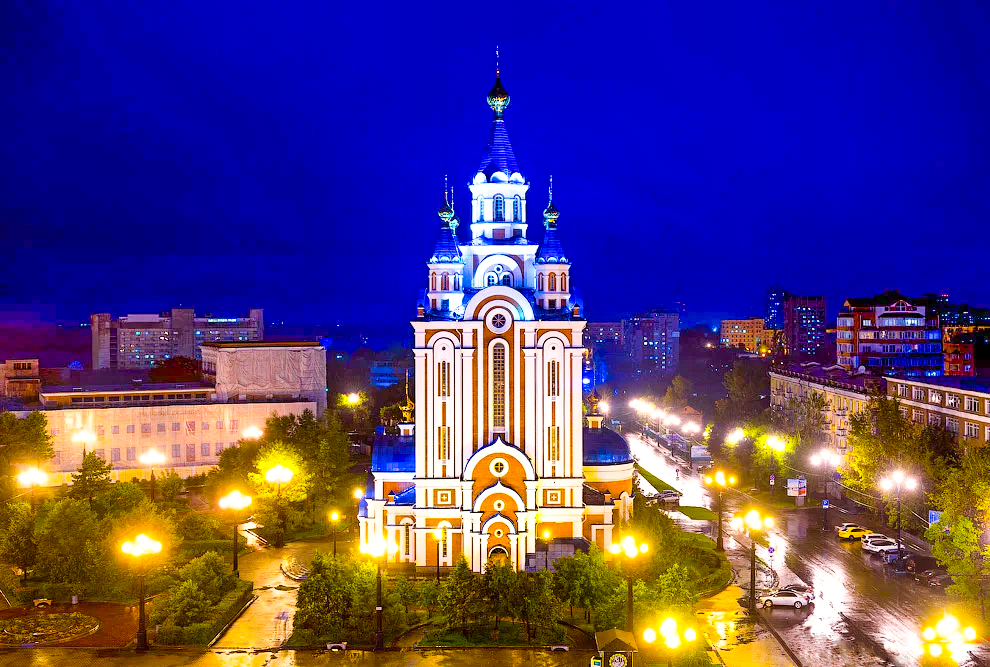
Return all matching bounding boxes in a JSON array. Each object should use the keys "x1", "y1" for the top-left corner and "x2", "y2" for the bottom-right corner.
[
  {"x1": 570, "y1": 349, "x2": 583, "y2": 478},
  {"x1": 523, "y1": 348, "x2": 537, "y2": 461},
  {"x1": 414, "y1": 349, "x2": 427, "y2": 481},
  {"x1": 510, "y1": 533, "x2": 518, "y2": 571},
  {"x1": 513, "y1": 323, "x2": 522, "y2": 448},
  {"x1": 534, "y1": 347, "x2": 545, "y2": 477},
  {"x1": 460, "y1": 347, "x2": 474, "y2": 466}
]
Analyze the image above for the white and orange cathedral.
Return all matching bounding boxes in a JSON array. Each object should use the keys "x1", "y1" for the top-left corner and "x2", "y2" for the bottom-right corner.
[{"x1": 357, "y1": 67, "x2": 635, "y2": 572}]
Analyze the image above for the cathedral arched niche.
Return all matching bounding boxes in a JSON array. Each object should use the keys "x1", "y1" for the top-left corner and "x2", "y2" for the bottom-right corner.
[
  {"x1": 463, "y1": 287, "x2": 535, "y2": 322},
  {"x1": 473, "y1": 255, "x2": 523, "y2": 290}
]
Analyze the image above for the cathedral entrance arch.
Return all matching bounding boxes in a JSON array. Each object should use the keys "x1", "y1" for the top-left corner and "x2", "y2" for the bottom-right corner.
[{"x1": 488, "y1": 546, "x2": 509, "y2": 563}]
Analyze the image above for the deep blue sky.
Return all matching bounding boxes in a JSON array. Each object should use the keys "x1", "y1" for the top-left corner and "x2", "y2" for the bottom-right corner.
[{"x1": 4, "y1": 1, "x2": 989, "y2": 332}]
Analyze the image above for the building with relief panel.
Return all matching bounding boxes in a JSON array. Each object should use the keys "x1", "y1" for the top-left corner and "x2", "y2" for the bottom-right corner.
[{"x1": 357, "y1": 67, "x2": 635, "y2": 573}]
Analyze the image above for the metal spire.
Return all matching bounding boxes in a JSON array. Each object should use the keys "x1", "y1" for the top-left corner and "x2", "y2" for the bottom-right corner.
[
  {"x1": 496, "y1": 45, "x2": 500, "y2": 76},
  {"x1": 549, "y1": 174, "x2": 553, "y2": 203},
  {"x1": 444, "y1": 174, "x2": 449, "y2": 205}
]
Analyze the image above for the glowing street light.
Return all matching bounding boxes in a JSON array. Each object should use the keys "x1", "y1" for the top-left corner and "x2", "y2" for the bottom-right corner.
[
  {"x1": 704, "y1": 470, "x2": 737, "y2": 551},
  {"x1": 17, "y1": 467, "x2": 47, "y2": 512},
  {"x1": 219, "y1": 490, "x2": 252, "y2": 575},
  {"x1": 879, "y1": 470, "x2": 917, "y2": 564},
  {"x1": 120, "y1": 533, "x2": 163, "y2": 651},
  {"x1": 725, "y1": 428, "x2": 745, "y2": 446},
  {"x1": 139, "y1": 449, "x2": 166, "y2": 501},
  {"x1": 542, "y1": 529, "x2": 553, "y2": 570},
  {"x1": 732, "y1": 510, "x2": 774, "y2": 611},
  {"x1": 765, "y1": 436, "x2": 786, "y2": 498},
  {"x1": 431, "y1": 526, "x2": 445, "y2": 582},
  {"x1": 921, "y1": 613, "x2": 978, "y2": 663},
  {"x1": 643, "y1": 616, "x2": 698, "y2": 666},
  {"x1": 265, "y1": 464, "x2": 295, "y2": 548},
  {"x1": 346, "y1": 392, "x2": 361, "y2": 406},
  {"x1": 360, "y1": 534, "x2": 399, "y2": 651},
  {"x1": 608, "y1": 535, "x2": 649, "y2": 634},
  {"x1": 241, "y1": 425, "x2": 263, "y2": 440},
  {"x1": 599, "y1": 401, "x2": 610, "y2": 416},
  {"x1": 329, "y1": 511, "x2": 340, "y2": 556}
]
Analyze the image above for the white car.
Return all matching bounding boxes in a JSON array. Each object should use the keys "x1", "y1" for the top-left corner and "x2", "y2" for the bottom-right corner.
[
  {"x1": 757, "y1": 589, "x2": 810, "y2": 610},
  {"x1": 863, "y1": 539, "x2": 899, "y2": 554},
  {"x1": 861, "y1": 533, "x2": 890, "y2": 545},
  {"x1": 835, "y1": 522, "x2": 859, "y2": 533}
]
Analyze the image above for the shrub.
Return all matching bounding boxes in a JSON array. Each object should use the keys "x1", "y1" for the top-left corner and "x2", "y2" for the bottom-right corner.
[
  {"x1": 178, "y1": 513, "x2": 223, "y2": 541},
  {"x1": 155, "y1": 579, "x2": 253, "y2": 645},
  {"x1": 177, "y1": 551, "x2": 235, "y2": 603}
]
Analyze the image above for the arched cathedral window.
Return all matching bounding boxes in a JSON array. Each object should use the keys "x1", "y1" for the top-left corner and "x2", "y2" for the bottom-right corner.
[
  {"x1": 492, "y1": 344, "x2": 506, "y2": 429},
  {"x1": 513, "y1": 195, "x2": 521, "y2": 221},
  {"x1": 478, "y1": 197, "x2": 484, "y2": 221},
  {"x1": 560, "y1": 273, "x2": 567, "y2": 291},
  {"x1": 537, "y1": 273, "x2": 544, "y2": 291},
  {"x1": 487, "y1": 274, "x2": 497, "y2": 286},
  {"x1": 494, "y1": 195, "x2": 505, "y2": 221},
  {"x1": 431, "y1": 272, "x2": 437, "y2": 291},
  {"x1": 501, "y1": 274, "x2": 512, "y2": 287},
  {"x1": 548, "y1": 273, "x2": 557, "y2": 291},
  {"x1": 441, "y1": 273, "x2": 449, "y2": 290}
]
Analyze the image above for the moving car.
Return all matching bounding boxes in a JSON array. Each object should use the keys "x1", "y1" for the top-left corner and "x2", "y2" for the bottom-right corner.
[
  {"x1": 863, "y1": 539, "x2": 900, "y2": 554},
  {"x1": 758, "y1": 589, "x2": 810, "y2": 610},
  {"x1": 779, "y1": 584, "x2": 815, "y2": 601},
  {"x1": 838, "y1": 526, "x2": 870, "y2": 540},
  {"x1": 835, "y1": 522, "x2": 860, "y2": 533}
]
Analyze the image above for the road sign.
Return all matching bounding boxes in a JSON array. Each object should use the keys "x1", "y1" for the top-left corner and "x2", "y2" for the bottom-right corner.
[
  {"x1": 768, "y1": 546, "x2": 775, "y2": 554},
  {"x1": 822, "y1": 499, "x2": 829, "y2": 508},
  {"x1": 769, "y1": 474, "x2": 775, "y2": 485},
  {"x1": 929, "y1": 510, "x2": 943, "y2": 525}
]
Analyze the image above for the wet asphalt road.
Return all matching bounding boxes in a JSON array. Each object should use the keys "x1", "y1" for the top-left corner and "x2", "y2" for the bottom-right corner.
[{"x1": 623, "y1": 423, "x2": 990, "y2": 667}]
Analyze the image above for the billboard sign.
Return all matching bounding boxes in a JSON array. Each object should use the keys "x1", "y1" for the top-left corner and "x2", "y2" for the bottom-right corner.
[{"x1": 786, "y1": 478, "x2": 807, "y2": 497}]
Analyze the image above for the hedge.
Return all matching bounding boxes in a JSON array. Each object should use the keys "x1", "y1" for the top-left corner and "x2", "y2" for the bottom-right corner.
[
  {"x1": 156, "y1": 579, "x2": 254, "y2": 645},
  {"x1": 180, "y1": 538, "x2": 245, "y2": 558}
]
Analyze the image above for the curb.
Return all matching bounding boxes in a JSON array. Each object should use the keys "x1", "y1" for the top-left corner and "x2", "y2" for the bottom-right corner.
[
  {"x1": 207, "y1": 594, "x2": 258, "y2": 648},
  {"x1": 754, "y1": 610, "x2": 804, "y2": 667}
]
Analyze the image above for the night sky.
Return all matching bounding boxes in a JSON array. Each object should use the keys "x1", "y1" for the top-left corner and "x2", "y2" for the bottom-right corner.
[{"x1": 4, "y1": 2, "x2": 989, "y2": 332}]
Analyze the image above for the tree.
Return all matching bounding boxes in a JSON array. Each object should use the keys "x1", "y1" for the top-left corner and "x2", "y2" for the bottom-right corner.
[
  {"x1": 149, "y1": 356, "x2": 201, "y2": 383},
  {"x1": 526, "y1": 571, "x2": 564, "y2": 643},
  {"x1": 92, "y1": 481, "x2": 146, "y2": 518},
  {"x1": 179, "y1": 551, "x2": 236, "y2": 604},
  {"x1": 153, "y1": 580, "x2": 212, "y2": 626},
  {"x1": 714, "y1": 359, "x2": 769, "y2": 424},
  {"x1": 926, "y1": 516, "x2": 989, "y2": 619},
  {"x1": 392, "y1": 575, "x2": 418, "y2": 615},
  {"x1": 158, "y1": 469, "x2": 184, "y2": 503},
  {"x1": 0, "y1": 412, "x2": 54, "y2": 502},
  {"x1": 0, "y1": 502, "x2": 37, "y2": 582},
  {"x1": 293, "y1": 553, "x2": 362, "y2": 641},
  {"x1": 419, "y1": 579, "x2": 440, "y2": 618},
  {"x1": 662, "y1": 375, "x2": 693, "y2": 411},
  {"x1": 439, "y1": 556, "x2": 480, "y2": 636},
  {"x1": 35, "y1": 498, "x2": 101, "y2": 586},
  {"x1": 248, "y1": 441, "x2": 311, "y2": 543},
  {"x1": 70, "y1": 452, "x2": 113, "y2": 507},
  {"x1": 482, "y1": 561, "x2": 516, "y2": 632}
]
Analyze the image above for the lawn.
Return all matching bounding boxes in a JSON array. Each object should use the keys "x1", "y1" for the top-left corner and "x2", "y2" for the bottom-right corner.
[
  {"x1": 418, "y1": 620, "x2": 554, "y2": 647},
  {"x1": 634, "y1": 464, "x2": 678, "y2": 493},
  {"x1": 677, "y1": 505, "x2": 717, "y2": 521}
]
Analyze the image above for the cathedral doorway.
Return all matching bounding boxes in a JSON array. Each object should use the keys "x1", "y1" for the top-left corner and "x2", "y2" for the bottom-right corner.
[{"x1": 488, "y1": 546, "x2": 509, "y2": 565}]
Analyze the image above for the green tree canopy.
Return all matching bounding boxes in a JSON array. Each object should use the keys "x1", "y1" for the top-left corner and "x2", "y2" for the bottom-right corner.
[
  {"x1": 0, "y1": 502, "x2": 37, "y2": 582},
  {"x1": 149, "y1": 356, "x2": 201, "y2": 383},
  {"x1": 70, "y1": 451, "x2": 113, "y2": 507}
]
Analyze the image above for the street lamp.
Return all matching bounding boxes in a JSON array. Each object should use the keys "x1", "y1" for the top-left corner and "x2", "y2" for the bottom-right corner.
[
  {"x1": 265, "y1": 464, "x2": 294, "y2": 548},
  {"x1": 329, "y1": 511, "x2": 340, "y2": 556},
  {"x1": 218, "y1": 490, "x2": 252, "y2": 575},
  {"x1": 353, "y1": 487, "x2": 365, "y2": 535},
  {"x1": 139, "y1": 449, "x2": 166, "y2": 501},
  {"x1": 16, "y1": 467, "x2": 47, "y2": 513},
  {"x1": 731, "y1": 510, "x2": 774, "y2": 611},
  {"x1": 609, "y1": 535, "x2": 649, "y2": 634},
  {"x1": 725, "y1": 428, "x2": 745, "y2": 446},
  {"x1": 241, "y1": 425, "x2": 263, "y2": 440},
  {"x1": 599, "y1": 401, "x2": 610, "y2": 416},
  {"x1": 121, "y1": 533, "x2": 162, "y2": 651},
  {"x1": 360, "y1": 534, "x2": 399, "y2": 651},
  {"x1": 346, "y1": 392, "x2": 361, "y2": 406},
  {"x1": 880, "y1": 470, "x2": 917, "y2": 563},
  {"x1": 921, "y1": 613, "x2": 978, "y2": 663},
  {"x1": 765, "y1": 436, "x2": 786, "y2": 498},
  {"x1": 642, "y1": 616, "x2": 699, "y2": 667},
  {"x1": 704, "y1": 470, "x2": 737, "y2": 551},
  {"x1": 811, "y1": 450, "x2": 841, "y2": 530}
]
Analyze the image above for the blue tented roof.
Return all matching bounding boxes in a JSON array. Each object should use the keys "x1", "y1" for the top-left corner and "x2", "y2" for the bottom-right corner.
[
  {"x1": 477, "y1": 119, "x2": 520, "y2": 179},
  {"x1": 582, "y1": 426, "x2": 633, "y2": 465}
]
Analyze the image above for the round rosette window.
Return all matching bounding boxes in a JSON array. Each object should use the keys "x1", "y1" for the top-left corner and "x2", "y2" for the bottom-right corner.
[
  {"x1": 490, "y1": 458, "x2": 509, "y2": 477},
  {"x1": 486, "y1": 308, "x2": 512, "y2": 334}
]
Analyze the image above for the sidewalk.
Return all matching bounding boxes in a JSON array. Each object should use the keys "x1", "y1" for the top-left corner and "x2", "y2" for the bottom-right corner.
[{"x1": 697, "y1": 586, "x2": 795, "y2": 667}]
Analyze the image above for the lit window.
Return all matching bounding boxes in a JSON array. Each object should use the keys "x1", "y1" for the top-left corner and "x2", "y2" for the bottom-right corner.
[
  {"x1": 512, "y1": 195, "x2": 521, "y2": 221},
  {"x1": 494, "y1": 195, "x2": 505, "y2": 221},
  {"x1": 492, "y1": 345, "x2": 506, "y2": 428}
]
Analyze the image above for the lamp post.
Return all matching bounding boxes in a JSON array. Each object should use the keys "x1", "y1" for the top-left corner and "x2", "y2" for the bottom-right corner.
[
  {"x1": 218, "y1": 490, "x2": 252, "y2": 575},
  {"x1": 353, "y1": 487, "x2": 365, "y2": 531},
  {"x1": 121, "y1": 533, "x2": 162, "y2": 651},
  {"x1": 16, "y1": 468, "x2": 47, "y2": 513},
  {"x1": 880, "y1": 470, "x2": 917, "y2": 563},
  {"x1": 345, "y1": 392, "x2": 361, "y2": 406},
  {"x1": 329, "y1": 511, "x2": 340, "y2": 556},
  {"x1": 921, "y1": 613, "x2": 978, "y2": 664},
  {"x1": 360, "y1": 535, "x2": 398, "y2": 651},
  {"x1": 811, "y1": 450, "x2": 841, "y2": 530},
  {"x1": 139, "y1": 449, "x2": 166, "y2": 501},
  {"x1": 265, "y1": 464, "x2": 294, "y2": 548},
  {"x1": 542, "y1": 529, "x2": 553, "y2": 570},
  {"x1": 765, "y1": 436, "x2": 786, "y2": 498},
  {"x1": 642, "y1": 617, "x2": 699, "y2": 667},
  {"x1": 609, "y1": 535, "x2": 649, "y2": 634},
  {"x1": 432, "y1": 528, "x2": 443, "y2": 581},
  {"x1": 704, "y1": 470, "x2": 736, "y2": 551},
  {"x1": 731, "y1": 510, "x2": 774, "y2": 611}
]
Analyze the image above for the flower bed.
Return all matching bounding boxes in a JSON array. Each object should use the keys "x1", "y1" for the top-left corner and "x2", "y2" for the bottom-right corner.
[{"x1": 0, "y1": 613, "x2": 100, "y2": 645}]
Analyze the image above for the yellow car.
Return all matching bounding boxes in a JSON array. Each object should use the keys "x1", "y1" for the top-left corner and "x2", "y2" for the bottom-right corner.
[{"x1": 838, "y1": 526, "x2": 869, "y2": 540}]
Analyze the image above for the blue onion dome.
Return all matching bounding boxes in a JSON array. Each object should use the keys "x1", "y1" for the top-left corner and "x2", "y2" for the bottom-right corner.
[
  {"x1": 543, "y1": 200, "x2": 559, "y2": 228},
  {"x1": 583, "y1": 427, "x2": 633, "y2": 466},
  {"x1": 487, "y1": 71, "x2": 510, "y2": 118}
]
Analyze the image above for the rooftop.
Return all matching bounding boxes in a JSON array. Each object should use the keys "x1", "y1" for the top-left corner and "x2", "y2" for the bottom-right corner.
[
  {"x1": 583, "y1": 426, "x2": 633, "y2": 465},
  {"x1": 896, "y1": 376, "x2": 990, "y2": 394},
  {"x1": 769, "y1": 362, "x2": 879, "y2": 393},
  {"x1": 41, "y1": 381, "x2": 211, "y2": 394},
  {"x1": 842, "y1": 290, "x2": 934, "y2": 310},
  {"x1": 200, "y1": 341, "x2": 321, "y2": 349}
]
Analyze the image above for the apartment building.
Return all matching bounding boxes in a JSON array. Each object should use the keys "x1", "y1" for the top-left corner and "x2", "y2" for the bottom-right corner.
[
  {"x1": 784, "y1": 295, "x2": 827, "y2": 357},
  {"x1": 623, "y1": 310, "x2": 680, "y2": 374},
  {"x1": 836, "y1": 291, "x2": 941, "y2": 377},
  {"x1": 888, "y1": 377, "x2": 990, "y2": 445},
  {"x1": 720, "y1": 318, "x2": 776, "y2": 354},
  {"x1": 91, "y1": 308, "x2": 264, "y2": 370},
  {"x1": 769, "y1": 362, "x2": 881, "y2": 455}
]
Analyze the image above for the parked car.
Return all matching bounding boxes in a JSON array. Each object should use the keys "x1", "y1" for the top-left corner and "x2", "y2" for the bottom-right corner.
[
  {"x1": 914, "y1": 568, "x2": 948, "y2": 585},
  {"x1": 838, "y1": 526, "x2": 870, "y2": 540},
  {"x1": 658, "y1": 490, "x2": 681, "y2": 504},
  {"x1": 928, "y1": 574, "x2": 955, "y2": 590},
  {"x1": 835, "y1": 522, "x2": 860, "y2": 533},
  {"x1": 863, "y1": 539, "x2": 900, "y2": 555},
  {"x1": 779, "y1": 584, "x2": 815, "y2": 601},
  {"x1": 861, "y1": 533, "x2": 890, "y2": 545},
  {"x1": 758, "y1": 589, "x2": 811, "y2": 610},
  {"x1": 906, "y1": 555, "x2": 940, "y2": 574}
]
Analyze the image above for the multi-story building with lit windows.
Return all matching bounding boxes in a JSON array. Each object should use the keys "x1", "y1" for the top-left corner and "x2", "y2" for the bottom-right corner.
[
  {"x1": 584, "y1": 322, "x2": 624, "y2": 353},
  {"x1": 766, "y1": 287, "x2": 787, "y2": 331},
  {"x1": 91, "y1": 308, "x2": 264, "y2": 370},
  {"x1": 357, "y1": 66, "x2": 635, "y2": 573},
  {"x1": 784, "y1": 295, "x2": 826, "y2": 357},
  {"x1": 887, "y1": 377, "x2": 990, "y2": 445},
  {"x1": 720, "y1": 318, "x2": 775, "y2": 354},
  {"x1": 835, "y1": 291, "x2": 941, "y2": 377},
  {"x1": 769, "y1": 362, "x2": 880, "y2": 456},
  {"x1": 623, "y1": 310, "x2": 680, "y2": 374}
]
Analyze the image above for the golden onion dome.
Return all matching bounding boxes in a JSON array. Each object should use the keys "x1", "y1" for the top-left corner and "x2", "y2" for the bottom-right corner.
[
  {"x1": 438, "y1": 202, "x2": 454, "y2": 223},
  {"x1": 543, "y1": 200, "x2": 559, "y2": 227},
  {"x1": 487, "y1": 71, "x2": 510, "y2": 118}
]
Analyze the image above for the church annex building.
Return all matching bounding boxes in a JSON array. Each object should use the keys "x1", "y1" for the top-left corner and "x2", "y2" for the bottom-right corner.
[{"x1": 357, "y1": 67, "x2": 636, "y2": 573}]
